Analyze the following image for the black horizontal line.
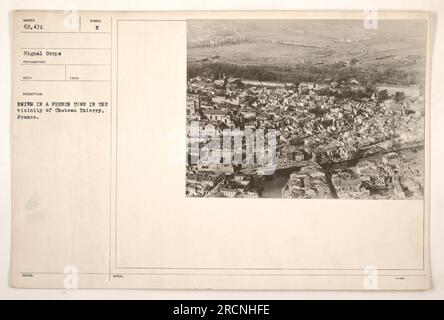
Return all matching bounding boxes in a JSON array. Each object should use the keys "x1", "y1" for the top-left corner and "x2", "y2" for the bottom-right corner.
[
  {"x1": 20, "y1": 79, "x2": 110, "y2": 82},
  {"x1": 20, "y1": 63, "x2": 111, "y2": 66},
  {"x1": 117, "y1": 19, "x2": 186, "y2": 22},
  {"x1": 21, "y1": 31, "x2": 110, "y2": 34},
  {"x1": 115, "y1": 266, "x2": 425, "y2": 271},
  {"x1": 21, "y1": 47, "x2": 111, "y2": 50},
  {"x1": 20, "y1": 272, "x2": 427, "y2": 277}
]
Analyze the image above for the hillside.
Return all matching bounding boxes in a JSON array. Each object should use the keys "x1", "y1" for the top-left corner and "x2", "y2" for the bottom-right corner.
[{"x1": 187, "y1": 19, "x2": 427, "y2": 85}]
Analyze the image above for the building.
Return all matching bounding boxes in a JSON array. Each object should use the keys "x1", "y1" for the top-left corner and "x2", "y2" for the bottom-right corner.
[
  {"x1": 220, "y1": 187, "x2": 237, "y2": 198},
  {"x1": 211, "y1": 96, "x2": 227, "y2": 104},
  {"x1": 294, "y1": 150, "x2": 305, "y2": 161},
  {"x1": 375, "y1": 84, "x2": 420, "y2": 98},
  {"x1": 203, "y1": 109, "x2": 232, "y2": 124}
]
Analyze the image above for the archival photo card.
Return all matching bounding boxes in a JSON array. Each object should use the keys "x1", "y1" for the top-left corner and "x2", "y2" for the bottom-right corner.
[{"x1": 10, "y1": 11, "x2": 431, "y2": 290}]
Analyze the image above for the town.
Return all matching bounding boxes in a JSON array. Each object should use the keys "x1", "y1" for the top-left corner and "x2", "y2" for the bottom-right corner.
[{"x1": 186, "y1": 74, "x2": 424, "y2": 199}]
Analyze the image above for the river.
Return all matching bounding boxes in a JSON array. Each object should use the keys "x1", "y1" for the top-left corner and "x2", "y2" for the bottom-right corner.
[
  {"x1": 261, "y1": 167, "x2": 296, "y2": 198},
  {"x1": 260, "y1": 146, "x2": 424, "y2": 199}
]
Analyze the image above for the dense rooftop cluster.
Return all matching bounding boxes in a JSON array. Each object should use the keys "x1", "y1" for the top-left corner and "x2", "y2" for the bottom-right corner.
[{"x1": 186, "y1": 74, "x2": 424, "y2": 199}]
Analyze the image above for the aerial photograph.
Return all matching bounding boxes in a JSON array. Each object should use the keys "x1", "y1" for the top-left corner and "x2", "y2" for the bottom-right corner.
[{"x1": 186, "y1": 19, "x2": 426, "y2": 199}]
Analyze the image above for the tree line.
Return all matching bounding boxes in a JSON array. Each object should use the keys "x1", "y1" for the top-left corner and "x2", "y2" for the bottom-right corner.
[{"x1": 187, "y1": 61, "x2": 424, "y2": 88}]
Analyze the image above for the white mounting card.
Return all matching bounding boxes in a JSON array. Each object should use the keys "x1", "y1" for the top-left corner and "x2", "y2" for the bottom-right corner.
[{"x1": 11, "y1": 10, "x2": 431, "y2": 290}]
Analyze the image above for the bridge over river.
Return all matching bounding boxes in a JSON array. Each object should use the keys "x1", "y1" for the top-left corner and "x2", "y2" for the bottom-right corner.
[{"x1": 238, "y1": 160, "x2": 317, "y2": 175}]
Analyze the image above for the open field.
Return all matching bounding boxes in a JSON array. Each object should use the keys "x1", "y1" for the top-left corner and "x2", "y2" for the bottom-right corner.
[{"x1": 188, "y1": 20, "x2": 427, "y2": 75}]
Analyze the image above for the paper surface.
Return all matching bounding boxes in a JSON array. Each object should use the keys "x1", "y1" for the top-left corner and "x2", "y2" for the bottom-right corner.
[{"x1": 10, "y1": 10, "x2": 431, "y2": 290}]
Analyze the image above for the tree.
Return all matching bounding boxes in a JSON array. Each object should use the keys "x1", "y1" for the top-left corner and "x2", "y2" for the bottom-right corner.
[
  {"x1": 395, "y1": 91, "x2": 405, "y2": 102},
  {"x1": 377, "y1": 89, "x2": 389, "y2": 102}
]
